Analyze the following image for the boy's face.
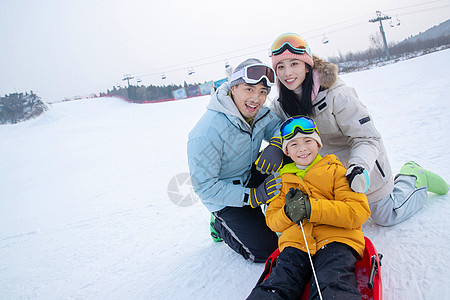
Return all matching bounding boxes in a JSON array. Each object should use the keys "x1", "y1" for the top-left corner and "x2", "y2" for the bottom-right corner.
[
  {"x1": 231, "y1": 82, "x2": 269, "y2": 119},
  {"x1": 286, "y1": 136, "x2": 320, "y2": 166}
]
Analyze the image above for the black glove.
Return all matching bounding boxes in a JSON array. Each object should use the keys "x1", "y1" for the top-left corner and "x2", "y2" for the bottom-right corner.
[
  {"x1": 247, "y1": 173, "x2": 282, "y2": 208},
  {"x1": 284, "y1": 188, "x2": 311, "y2": 224},
  {"x1": 346, "y1": 165, "x2": 370, "y2": 193},
  {"x1": 255, "y1": 137, "x2": 284, "y2": 174}
]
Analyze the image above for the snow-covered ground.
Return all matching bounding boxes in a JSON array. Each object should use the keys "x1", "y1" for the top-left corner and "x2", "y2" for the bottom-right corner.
[{"x1": 1, "y1": 49, "x2": 450, "y2": 300}]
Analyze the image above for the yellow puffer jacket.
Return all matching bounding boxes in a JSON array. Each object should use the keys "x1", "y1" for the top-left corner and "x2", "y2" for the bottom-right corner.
[{"x1": 266, "y1": 154, "x2": 370, "y2": 257}]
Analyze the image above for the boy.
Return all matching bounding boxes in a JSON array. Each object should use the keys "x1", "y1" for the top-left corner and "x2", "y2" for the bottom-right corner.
[{"x1": 247, "y1": 116, "x2": 371, "y2": 299}]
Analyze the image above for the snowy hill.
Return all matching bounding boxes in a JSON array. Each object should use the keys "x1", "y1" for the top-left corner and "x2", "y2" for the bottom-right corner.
[
  {"x1": 400, "y1": 18, "x2": 450, "y2": 44},
  {"x1": 1, "y1": 49, "x2": 450, "y2": 300}
]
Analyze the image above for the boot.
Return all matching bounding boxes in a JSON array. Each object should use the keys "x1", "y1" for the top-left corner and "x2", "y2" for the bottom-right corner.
[
  {"x1": 399, "y1": 161, "x2": 449, "y2": 195},
  {"x1": 210, "y1": 213, "x2": 223, "y2": 242}
]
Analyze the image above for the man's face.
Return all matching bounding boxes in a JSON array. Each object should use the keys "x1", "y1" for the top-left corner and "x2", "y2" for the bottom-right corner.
[{"x1": 231, "y1": 82, "x2": 269, "y2": 119}]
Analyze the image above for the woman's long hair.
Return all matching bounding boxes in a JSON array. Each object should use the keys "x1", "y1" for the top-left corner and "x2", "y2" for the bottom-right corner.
[{"x1": 278, "y1": 64, "x2": 315, "y2": 117}]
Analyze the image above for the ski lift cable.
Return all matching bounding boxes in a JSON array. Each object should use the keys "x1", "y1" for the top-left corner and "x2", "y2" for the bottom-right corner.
[
  {"x1": 132, "y1": 3, "x2": 446, "y2": 80},
  {"x1": 392, "y1": 4, "x2": 450, "y2": 17},
  {"x1": 137, "y1": 48, "x2": 267, "y2": 78},
  {"x1": 114, "y1": 2, "x2": 448, "y2": 85},
  {"x1": 315, "y1": 21, "x2": 368, "y2": 36},
  {"x1": 136, "y1": 18, "x2": 368, "y2": 79},
  {"x1": 383, "y1": 0, "x2": 448, "y2": 13},
  {"x1": 134, "y1": 43, "x2": 268, "y2": 78},
  {"x1": 304, "y1": 14, "x2": 373, "y2": 35},
  {"x1": 134, "y1": 17, "x2": 370, "y2": 79},
  {"x1": 122, "y1": 18, "x2": 369, "y2": 81}
]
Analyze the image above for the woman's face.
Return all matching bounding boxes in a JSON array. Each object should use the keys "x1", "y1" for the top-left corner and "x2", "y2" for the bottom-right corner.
[{"x1": 275, "y1": 58, "x2": 308, "y2": 90}]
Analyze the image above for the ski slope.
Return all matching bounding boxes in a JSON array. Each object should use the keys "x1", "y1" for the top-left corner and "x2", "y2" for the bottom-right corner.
[{"x1": 1, "y1": 49, "x2": 450, "y2": 300}]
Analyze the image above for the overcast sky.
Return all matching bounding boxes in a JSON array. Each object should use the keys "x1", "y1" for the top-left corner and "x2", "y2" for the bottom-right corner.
[{"x1": 1, "y1": 0, "x2": 449, "y2": 102}]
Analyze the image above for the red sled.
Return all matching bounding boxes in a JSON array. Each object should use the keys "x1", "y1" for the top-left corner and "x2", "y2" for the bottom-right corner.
[{"x1": 256, "y1": 236, "x2": 383, "y2": 300}]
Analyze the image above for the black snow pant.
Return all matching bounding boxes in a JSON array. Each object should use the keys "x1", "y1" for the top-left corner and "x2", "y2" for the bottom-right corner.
[
  {"x1": 213, "y1": 205, "x2": 278, "y2": 263},
  {"x1": 246, "y1": 242, "x2": 361, "y2": 300},
  {"x1": 212, "y1": 163, "x2": 278, "y2": 263}
]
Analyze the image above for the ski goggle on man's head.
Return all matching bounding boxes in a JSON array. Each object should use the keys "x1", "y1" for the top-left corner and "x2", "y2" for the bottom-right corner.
[
  {"x1": 280, "y1": 115, "x2": 319, "y2": 140},
  {"x1": 271, "y1": 33, "x2": 312, "y2": 57},
  {"x1": 230, "y1": 64, "x2": 276, "y2": 86}
]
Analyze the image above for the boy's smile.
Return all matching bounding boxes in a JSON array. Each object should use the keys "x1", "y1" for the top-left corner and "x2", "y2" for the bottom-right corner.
[{"x1": 286, "y1": 136, "x2": 320, "y2": 166}]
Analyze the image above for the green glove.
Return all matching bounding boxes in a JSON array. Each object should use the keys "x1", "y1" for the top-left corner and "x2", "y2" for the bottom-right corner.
[{"x1": 284, "y1": 188, "x2": 311, "y2": 224}]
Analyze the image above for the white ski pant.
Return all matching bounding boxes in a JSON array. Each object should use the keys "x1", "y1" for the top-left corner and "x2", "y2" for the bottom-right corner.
[{"x1": 369, "y1": 174, "x2": 427, "y2": 226}]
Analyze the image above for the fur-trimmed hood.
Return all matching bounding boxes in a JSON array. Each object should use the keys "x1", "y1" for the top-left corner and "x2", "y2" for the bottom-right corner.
[{"x1": 312, "y1": 55, "x2": 338, "y2": 89}]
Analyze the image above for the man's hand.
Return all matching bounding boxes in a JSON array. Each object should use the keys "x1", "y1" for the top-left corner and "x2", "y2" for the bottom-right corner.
[
  {"x1": 255, "y1": 137, "x2": 284, "y2": 174},
  {"x1": 248, "y1": 173, "x2": 282, "y2": 208}
]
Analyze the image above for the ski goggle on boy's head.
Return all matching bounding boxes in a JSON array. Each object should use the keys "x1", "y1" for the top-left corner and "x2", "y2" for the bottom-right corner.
[
  {"x1": 230, "y1": 64, "x2": 276, "y2": 86},
  {"x1": 280, "y1": 115, "x2": 319, "y2": 140},
  {"x1": 271, "y1": 33, "x2": 312, "y2": 57}
]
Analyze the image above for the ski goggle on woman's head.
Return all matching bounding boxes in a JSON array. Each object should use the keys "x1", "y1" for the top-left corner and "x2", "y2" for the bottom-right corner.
[
  {"x1": 280, "y1": 115, "x2": 319, "y2": 140},
  {"x1": 230, "y1": 64, "x2": 276, "y2": 86},
  {"x1": 271, "y1": 33, "x2": 312, "y2": 57}
]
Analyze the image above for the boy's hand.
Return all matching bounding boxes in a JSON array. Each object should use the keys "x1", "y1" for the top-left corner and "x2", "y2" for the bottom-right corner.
[
  {"x1": 284, "y1": 188, "x2": 311, "y2": 224},
  {"x1": 247, "y1": 173, "x2": 282, "y2": 208},
  {"x1": 255, "y1": 136, "x2": 284, "y2": 174}
]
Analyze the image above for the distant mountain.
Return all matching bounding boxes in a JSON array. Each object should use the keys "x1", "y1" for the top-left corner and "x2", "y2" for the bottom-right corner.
[{"x1": 400, "y1": 19, "x2": 450, "y2": 44}]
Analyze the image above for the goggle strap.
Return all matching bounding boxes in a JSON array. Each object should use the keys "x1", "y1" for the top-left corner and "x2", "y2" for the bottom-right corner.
[
  {"x1": 230, "y1": 69, "x2": 245, "y2": 82},
  {"x1": 272, "y1": 43, "x2": 312, "y2": 57}
]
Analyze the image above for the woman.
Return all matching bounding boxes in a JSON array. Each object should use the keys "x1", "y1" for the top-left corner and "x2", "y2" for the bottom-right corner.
[{"x1": 257, "y1": 33, "x2": 448, "y2": 226}]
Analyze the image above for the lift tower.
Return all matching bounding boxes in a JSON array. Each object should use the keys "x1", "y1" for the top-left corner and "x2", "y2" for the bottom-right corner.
[{"x1": 369, "y1": 11, "x2": 392, "y2": 60}]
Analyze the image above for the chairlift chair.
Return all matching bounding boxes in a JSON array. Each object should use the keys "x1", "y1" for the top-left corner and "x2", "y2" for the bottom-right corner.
[{"x1": 390, "y1": 15, "x2": 401, "y2": 27}]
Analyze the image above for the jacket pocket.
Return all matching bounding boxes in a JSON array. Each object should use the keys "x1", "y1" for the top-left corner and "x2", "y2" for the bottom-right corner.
[{"x1": 375, "y1": 160, "x2": 385, "y2": 177}]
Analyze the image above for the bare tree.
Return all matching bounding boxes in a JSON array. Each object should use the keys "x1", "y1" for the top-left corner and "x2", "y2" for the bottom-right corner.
[{"x1": 369, "y1": 32, "x2": 384, "y2": 50}]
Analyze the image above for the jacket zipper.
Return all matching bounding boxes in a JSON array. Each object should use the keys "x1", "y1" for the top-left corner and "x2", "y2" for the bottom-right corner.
[{"x1": 238, "y1": 110, "x2": 270, "y2": 135}]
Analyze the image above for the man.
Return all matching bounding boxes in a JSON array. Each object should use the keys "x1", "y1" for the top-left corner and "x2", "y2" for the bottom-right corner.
[{"x1": 187, "y1": 58, "x2": 283, "y2": 262}]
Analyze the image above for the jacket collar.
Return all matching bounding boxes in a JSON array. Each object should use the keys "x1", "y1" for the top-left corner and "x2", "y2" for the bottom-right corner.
[
  {"x1": 281, "y1": 155, "x2": 338, "y2": 184},
  {"x1": 312, "y1": 55, "x2": 338, "y2": 90}
]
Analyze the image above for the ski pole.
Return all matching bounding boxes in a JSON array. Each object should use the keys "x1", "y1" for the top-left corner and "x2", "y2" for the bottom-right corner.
[{"x1": 299, "y1": 221, "x2": 323, "y2": 300}]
